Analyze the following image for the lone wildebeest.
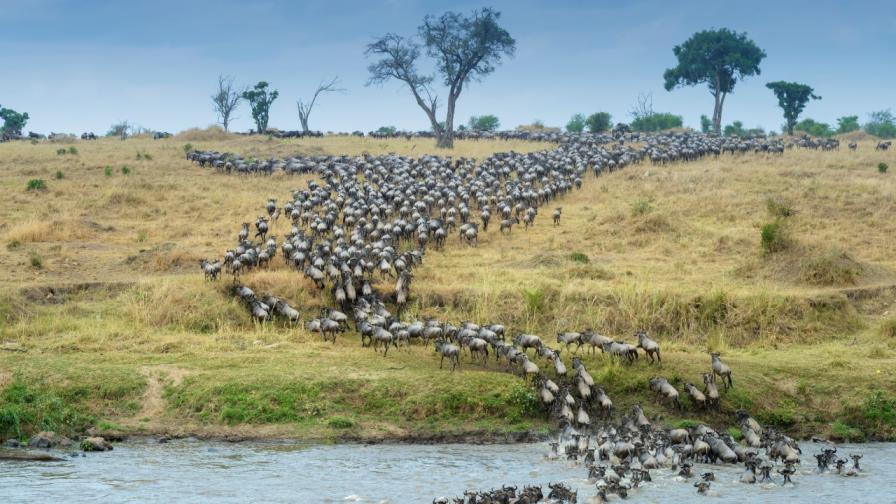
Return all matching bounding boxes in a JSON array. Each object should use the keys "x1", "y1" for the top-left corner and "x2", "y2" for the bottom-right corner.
[{"x1": 710, "y1": 352, "x2": 733, "y2": 389}]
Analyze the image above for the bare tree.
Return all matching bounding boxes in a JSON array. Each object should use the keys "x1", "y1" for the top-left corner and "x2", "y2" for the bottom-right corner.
[
  {"x1": 211, "y1": 75, "x2": 243, "y2": 132},
  {"x1": 366, "y1": 8, "x2": 515, "y2": 149},
  {"x1": 630, "y1": 92, "x2": 655, "y2": 121},
  {"x1": 296, "y1": 77, "x2": 345, "y2": 133}
]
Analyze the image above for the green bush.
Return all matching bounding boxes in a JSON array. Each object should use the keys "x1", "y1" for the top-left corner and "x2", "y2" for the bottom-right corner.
[
  {"x1": 56, "y1": 148, "x2": 67, "y2": 155},
  {"x1": 135, "y1": 151, "x2": 152, "y2": 161},
  {"x1": 836, "y1": 115, "x2": 860, "y2": 134},
  {"x1": 585, "y1": 112, "x2": 612, "y2": 133},
  {"x1": 67, "y1": 146, "x2": 78, "y2": 155},
  {"x1": 631, "y1": 113, "x2": 683, "y2": 132},
  {"x1": 760, "y1": 219, "x2": 788, "y2": 254},
  {"x1": 0, "y1": 378, "x2": 94, "y2": 440},
  {"x1": 29, "y1": 251, "x2": 43, "y2": 269},
  {"x1": 831, "y1": 420, "x2": 864, "y2": 441},
  {"x1": 327, "y1": 416, "x2": 356, "y2": 429},
  {"x1": 565, "y1": 113, "x2": 586, "y2": 133},
  {"x1": 631, "y1": 198, "x2": 653, "y2": 216},
  {"x1": 879, "y1": 163, "x2": 888, "y2": 174},
  {"x1": 7, "y1": 239, "x2": 22, "y2": 250},
  {"x1": 182, "y1": 143, "x2": 194, "y2": 154},
  {"x1": 55, "y1": 170, "x2": 64, "y2": 180},
  {"x1": 766, "y1": 197, "x2": 794, "y2": 218},
  {"x1": 863, "y1": 390, "x2": 896, "y2": 426},
  {"x1": 26, "y1": 179, "x2": 47, "y2": 191},
  {"x1": 794, "y1": 118, "x2": 834, "y2": 137},
  {"x1": 121, "y1": 166, "x2": 131, "y2": 176},
  {"x1": 104, "y1": 166, "x2": 113, "y2": 177},
  {"x1": 865, "y1": 110, "x2": 896, "y2": 139},
  {"x1": 569, "y1": 252, "x2": 590, "y2": 264}
]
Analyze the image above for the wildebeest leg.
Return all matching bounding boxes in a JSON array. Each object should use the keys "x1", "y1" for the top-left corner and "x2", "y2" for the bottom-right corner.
[{"x1": 440, "y1": 355, "x2": 445, "y2": 369}]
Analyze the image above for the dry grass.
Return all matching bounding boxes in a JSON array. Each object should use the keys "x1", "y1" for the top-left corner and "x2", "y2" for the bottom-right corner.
[{"x1": 1, "y1": 136, "x2": 895, "y2": 441}]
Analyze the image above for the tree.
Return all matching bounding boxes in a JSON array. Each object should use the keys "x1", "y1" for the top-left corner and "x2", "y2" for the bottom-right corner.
[
  {"x1": 0, "y1": 105, "x2": 29, "y2": 136},
  {"x1": 864, "y1": 110, "x2": 896, "y2": 139},
  {"x1": 835, "y1": 115, "x2": 860, "y2": 134},
  {"x1": 211, "y1": 75, "x2": 243, "y2": 132},
  {"x1": 376, "y1": 125, "x2": 397, "y2": 135},
  {"x1": 565, "y1": 113, "x2": 586, "y2": 133},
  {"x1": 794, "y1": 118, "x2": 833, "y2": 137},
  {"x1": 700, "y1": 114, "x2": 712, "y2": 133},
  {"x1": 631, "y1": 113, "x2": 683, "y2": 132},
  {"x1": 724, "y1": 120, "x2": 765, "y2": 138},
  {"x1": 663, "y1": 28, "x2": 766, "y2": 134},
  {"x1": 106, "y1": 120, "x2": 131, "y2": 138},
  {"x1": 468, "y1": 114, "x2": 500, "y2": 132},
  {"x1": 365, "y1": 7, "x2": 515, "y2": 148},
  {"x1": 296, "y1": 77, "x2": 345, "y2": 133},
  {"x1": 765, "y1": 81, "x2": 820, "y2": 135},
  {"x1": 242, "y1": 81, "x2": 279, "y2": 133},
  {"x1": 585, "y1": 112, "x2": 612, "y2": 133}
]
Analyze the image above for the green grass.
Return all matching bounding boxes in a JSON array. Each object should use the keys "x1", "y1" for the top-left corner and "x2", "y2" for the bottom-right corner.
[{"x1": 26, "y1": 178, "x2": 46, "y2": 191}]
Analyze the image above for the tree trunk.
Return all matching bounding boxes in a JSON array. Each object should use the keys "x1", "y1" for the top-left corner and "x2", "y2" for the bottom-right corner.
[
  {"x1": 712, "y1": 93, "x2": 722, "y2": 135},
  {"x1": 299, "y1": 116, "x2": 309, "y2": 133}
]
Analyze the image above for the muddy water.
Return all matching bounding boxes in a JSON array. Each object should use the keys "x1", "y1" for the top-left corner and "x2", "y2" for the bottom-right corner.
[{"x1": 1, "y1": 439, "x2": 893, "y2": 503}]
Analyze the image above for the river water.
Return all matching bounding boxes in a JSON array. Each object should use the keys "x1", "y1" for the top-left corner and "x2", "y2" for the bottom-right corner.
[{"x1": 1, "y1": 439, "x2": 893, "y2": 503}]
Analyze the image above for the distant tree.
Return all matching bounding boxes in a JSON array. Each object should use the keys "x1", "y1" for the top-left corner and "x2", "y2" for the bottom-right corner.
[
  {"x1": 724, "y1": 120, "x2": 765, "y2": 138},
  {"x1": 565, "y1": 113, "x2": 586, "y2": 133},
  {"x1": 700, "y1": 114, "x2": 712, "y2": 133},
  {"x1": 468, "y1": 114, "x2": 500, "y2": 132},
  {"x1": 585, "y1": 112, "x2": 612, "y2": 133},
  {"x1": 365, "y1": 7, "x2": 515, "y2": 148},
  {"x1": 864, "y1": 110, "x2": 896, "y2": 139},
  {"x1": 794, "y1": 118, "x2": 834, "y2": 137},
  {"x1": 765, "y1": 81, "x2": 820, "y2": 135},
  {"x1": 296, "y1": 77, "x2": 345, "y2": 133},
  {"x1": 835, "y1": 115, "x2": 860, "y2": 134},
  {"x1": 631, "y1": 113, "x2": 683, "y2": 132},
  {"x1": 211, "y1": 75, "x2": 243, "y2": 132},
  {"x1": 376, "y1": 125, "x2": 397, "y2": 135},
  {"x1": 0, "y1": 105, "x2": 29, "y2": 136},
  {"x1": 242, "y1": 81, "x2": 279, "y2": 133},
  {"x1": 106, "y1": 120, "x2": 131, "y2": 138},
  {"x1": 663, "y1": 28, "x2": 766, "y2": 134}
]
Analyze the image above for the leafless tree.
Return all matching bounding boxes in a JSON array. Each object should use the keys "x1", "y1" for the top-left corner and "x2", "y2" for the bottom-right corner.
[
  {"x1": 630, "y1": 92, "x2": 655, "y2": 120},
  {"x1": 296, "y1": 77, "x2": 345, "y2": 133},
  {"x1": 211, "y1": 75, "x2": 243, "y2": 132}
]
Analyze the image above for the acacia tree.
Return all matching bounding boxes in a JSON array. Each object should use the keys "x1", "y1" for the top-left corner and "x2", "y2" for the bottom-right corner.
[
  {"x1": 296, "y1": 77, "x2": 345, "y2": 133},
  {"x1": 242, "y1": 81, "x2": 279, "y2": 133},
  {"x1": 468, "y1": 114, "x2": 500, "y2": 131},
  {"x1": 0, "y1": 105, "x2": 29, "y2": 136},
  {"x1": 766, "y1": 81, "x2": 820, "y2": 135},
  {"x1": 565, "y1": 114, "x2": 586, "y2": 133},
  {"x1": 365, "y1": 7, "x2": 515, "y2": 148},
  {"x1": 585, "y1": 112, "x2": 612, "y2": 133},
  {"x1": 211, "y1": 75, "x2": 243, "y2": 132},
  {"x1": 663, "y1": 28, "x2": 766, "y2": 135}
]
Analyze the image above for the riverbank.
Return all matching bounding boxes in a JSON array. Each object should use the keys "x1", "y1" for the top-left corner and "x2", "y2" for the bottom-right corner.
[{"x1": 2, "y1": 136, "x2": 896, "y2": 444}]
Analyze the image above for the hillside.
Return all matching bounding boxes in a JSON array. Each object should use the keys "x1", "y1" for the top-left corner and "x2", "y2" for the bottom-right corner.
[{"x1": 1, "y1": 134, "x2": 895, "y2": 443}]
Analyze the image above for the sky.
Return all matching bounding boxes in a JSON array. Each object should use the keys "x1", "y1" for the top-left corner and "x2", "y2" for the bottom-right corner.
[{"x1": 1, "y1": 0, "x2": 894, "y2": 135}]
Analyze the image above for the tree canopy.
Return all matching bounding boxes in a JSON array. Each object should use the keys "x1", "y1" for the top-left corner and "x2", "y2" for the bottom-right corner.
[
  {"x1": 585, "y1": 112, "x2": 612, "y2": 133},
  {"x1": 766, "y1": 81, "x2": 820, "y2": 135},
  {"x1": 565, "y1": 113, "x2": 586, "y2": 133},
  {"x1": 663, "y1": 28, "x2": 766, "y2": 134},
  {"x1": 0, "y1": 106, "x2": 29, "y2": 136},
  {"x1": 468, "y1": 114, "x2": 500, "y2": 132},
  {"x1": 865, "y1": 110, "x2": 896, "y2": 139},
  {"x1": 242, "y1": 81, "x2": 279, "y2": 134},
  {"x1": 835, "y1": 116, "x2": 860, "y2": 134},
  {"x1": 366, "y1": 7, "x2": 515, "y2": 148}
]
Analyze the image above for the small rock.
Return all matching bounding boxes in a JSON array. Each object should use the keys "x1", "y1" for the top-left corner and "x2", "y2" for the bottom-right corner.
[
  {"x1": 80, "y1": 436, "x2": 113, "y2": 452},
  {"x1": 3, "y1": 439, "x2": 22, "y2": 448}
]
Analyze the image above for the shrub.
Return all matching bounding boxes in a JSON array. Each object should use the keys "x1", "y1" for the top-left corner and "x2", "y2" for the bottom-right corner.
[
  {"x1": 521, "y1": 288, "x2": 546, "y2": 315},
  {"x1": 836, "y1": 115, "x2": 860, "y2": 134},
  {"x1": 831, "y1": 420, "x2": 864, "y2": 441},
  {"x1": 585, "y1": 112, "x2": 612, "y2": 133},
  {"x1": 7, "y1": 240, "x2": 21, "y2": 250},
  {"x1": 104, "y1": 166, "x2": 113, "y2": 177},
  {"x1": 631, "y1": 198, "x2": 653, "y2": 216},
  {"x1": 863, "y1": 390, "x2": 896, "y2": 426},
  {"x1": 760, "y1": 219, "x2": 787, "y2": 254},
  {"x1": 55, "y1": 170, "x2": 64, "y2": 180},
  {"x1": 727, "y1": 426, "x2": 743, "y2": 441},
  {"x1": 879, "y1": 163, "x2": 888, "y2": 174},
  {"x1": 29, "y1": 251, "x2": 42, "y2": 269},
  {"x1": 135, "y1": 151, "x2": 152, "y2": 161},
  {"x1": 794, "y1": 118, "x2": 834, "y2": 137},
  {"x1": 121, "y1": 166, "x2": 131, "y2": 176},
  {"x1": 67, "y1": 146, "x2": 78, "y2": 155},
  {"x1": 182, "y1": 143, "x2": 194, "y2": 154},
  {"x1": 56, "y1": 148, "x2": 66, "y2": 155},
  {"x1": 26, "y1": 179, "x2": 47, "y2": 191},
  {"x1": 569, "y1": 252, "x2": 590, "y2": 264},
  {"x1": 864, "y1": 109, "x2": 896, "y2": 139},
  {"x1": 565, "y1": 113, "x2": 586, "y2": 133},
  {"x1": 468, "y1": 115, "x2": 500, "y2": 132}
]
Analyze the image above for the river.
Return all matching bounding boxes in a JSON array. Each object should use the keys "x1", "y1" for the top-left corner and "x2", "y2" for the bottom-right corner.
[{"x1": 1, "y1": 439, "x2": 893, "y2": 503}]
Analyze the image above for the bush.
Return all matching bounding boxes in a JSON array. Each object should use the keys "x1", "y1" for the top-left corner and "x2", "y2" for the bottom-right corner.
[
  {"x1": 135, "y1": 151, "x2": 152, "y2": 161},
  {"x1": 67, "y1": 146, "x2": 78, "y2": 155},
  {"x1": 56, "y1": 148, "x2": 66, "y2": 155},
  {"x1": 631, "y1": 112, "x2": 683, "y2": 132},
  {"x1": 794, "y1": 118, "x2": 834, "y2": 137},
  {"x1": 836, "y1": 115, "x2": 860, "y2": 134},
  {"x1": 7, "y1": 239, "x2": 21, "y2": 250},
  {"x1": 55, "y1": 171, "x2": 64, "y2": 180},
  {"x1": 182, "y1": 143, "x2": 194, "y2": 154},
  {"x1": 565, "y1": 114, "x2": 586, "y2": 133},
  {"x1": 104, "y1": 166, "x2": 113, "y2": 177},
  {"x1": 569, "y1": 252, "x2": 590, "y2": 264},
  {"x1": 863, "y1": 390, "x2": 896, "y2": 426},
  {"x1": 831, "y1": 420, "x2": 864, "y2": 441},
  {"x1": 326, "y1": 416, "x2": 355, "y2": 429},
  {"x1": 29, "y1": 251, "x2": 43, "y2": 269},
  {"x1": 121, "y1": 166, "x2": 131, "y2": 176},
  {"x1": 468, "y1": 115, "x2": 500, "y2": 132},
  {"x1": 879, "y1": 163, "x2": 888, "y2": 174},
  {"x1": 760, "y1": 219, "x2": 788, "y2": 254},
  {"x1": 26, "y1": 179, "x2": 47, "y2": 191}
]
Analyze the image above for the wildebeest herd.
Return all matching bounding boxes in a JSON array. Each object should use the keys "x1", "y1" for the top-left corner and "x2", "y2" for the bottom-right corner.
[{"x1": 190, "y1": 130, "x2": 865, "y2": 502}]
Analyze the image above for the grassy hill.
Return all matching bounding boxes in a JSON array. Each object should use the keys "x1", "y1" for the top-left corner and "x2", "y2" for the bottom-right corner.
[{"x1": 1, "y1": 133, "x2": 895, "y2": 443}]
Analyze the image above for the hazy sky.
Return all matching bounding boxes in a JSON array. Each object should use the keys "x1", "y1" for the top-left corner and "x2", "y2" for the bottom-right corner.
[{"x1": 2, "y1": 0, "x2": 894, "y2": 134}]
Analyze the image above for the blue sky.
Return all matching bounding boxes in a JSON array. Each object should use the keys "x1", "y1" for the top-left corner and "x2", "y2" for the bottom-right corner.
[{"x1": 1, "y1": 0, "x2": 893, "y2": 134}]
